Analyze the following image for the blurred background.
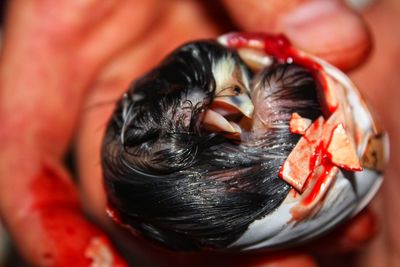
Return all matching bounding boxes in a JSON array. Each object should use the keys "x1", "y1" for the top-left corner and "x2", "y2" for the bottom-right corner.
[{"x1": 0, "y1": 0, "x2": 399, "y2": 266}]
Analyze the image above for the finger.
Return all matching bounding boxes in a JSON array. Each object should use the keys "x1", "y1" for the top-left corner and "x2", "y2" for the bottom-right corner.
[
  {"x1": 96, "y1": 231, "x2": 317, "y2": 267},
  {"x1": 203, "y1": 251, "x2": 317, "y2": 267},
  {"x1": 0, "y1": 0, "x2": 159, "y2": 158},
  {"x1": 0, "y1": 0, "x2": 157, "y2": 265},
  {"x1": 237, "y1": 253, "x2": 318, "y2": 267},
  {"x1": 75, "y1": 0, "x2": 222, "y2": 223},
  {"x1": 0, "y1": 144, "x2": 127, "y2": 266},
  {"x1": 222, "y1": 0, "x2": 371, "y2": 71},
  {"x1": 306, "y1": 207, "x2": 378, "y2": 253},
  {"x1": 112, "y1": 209, "x2": 373, "y2": 266}
]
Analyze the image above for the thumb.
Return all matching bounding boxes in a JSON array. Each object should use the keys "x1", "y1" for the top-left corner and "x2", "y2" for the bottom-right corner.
[{"x1": 222, "y1": 0, "x2": 371, "y2": 71}]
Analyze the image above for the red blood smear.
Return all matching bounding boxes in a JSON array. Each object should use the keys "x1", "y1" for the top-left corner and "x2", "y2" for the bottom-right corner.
[
  {"x1": 303, "y1": 118, "x2": 326, "y2": 173},
  {"x1": 309, "y1": 143, "x2": 324, "y2": 174},
  {"x1": 225, "y1": 33, "x2": 322, "y2": 72},
  {"x1": 300, "y1": 123, "x2": 336, "y2": 206},
  {"x1": 302, "y1": 160, "x2": 336, "y2": 206},
  {"x1": 224, "y1": 32, "x2": 338, "y2": 116},
  {"x1": 29, "y1": 165, "x2": 80, "y2": 211},
  {"x1": 225, "y1": 33, "x2": 360, "y2": 216},
  {"x1": 299, "y1": 141, "x2": 324, "y2": 194},
  {"x1": 315, "y1": 72, "x2": 339, "y2": 117},
  {"x1": 25, "y1": 164, "x2": 127, "y2": 267},
  {"x1": 279, "y1": 117, "x2": 325, "y2": 192}
]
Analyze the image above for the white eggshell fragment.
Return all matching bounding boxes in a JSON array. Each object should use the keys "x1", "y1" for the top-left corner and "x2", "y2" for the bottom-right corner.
[{"x1": 217, "y1": 33, "x2": 388, "y2": 250}]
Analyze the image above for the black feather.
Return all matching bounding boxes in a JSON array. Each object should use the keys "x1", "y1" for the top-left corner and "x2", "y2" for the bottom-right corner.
[{"x1": 102, "y1": 41, "x2": 322, "y2": 250}]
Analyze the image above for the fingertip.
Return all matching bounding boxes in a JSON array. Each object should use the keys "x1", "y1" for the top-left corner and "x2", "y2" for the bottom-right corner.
[
  {"x1": 335, "y1": 208, "x2": 378, "y2": 251},
  {"x1": 194, "y1": 251, "x2": 318, "y2": 267},
  {"x1": 281, "y1": 0, "x2": 372, "y2": 71},
  {"x1": 308, "y1": 207, "x2": 378, "y2": 254},
  {"x1": 223, "y1": 0, "x2": 372, "y2": 71}
]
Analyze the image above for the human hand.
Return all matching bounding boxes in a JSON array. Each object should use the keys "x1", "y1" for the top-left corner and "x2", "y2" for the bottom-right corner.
[{"x1": 0, "y1": 0, "x2": 392, "y2": 266}]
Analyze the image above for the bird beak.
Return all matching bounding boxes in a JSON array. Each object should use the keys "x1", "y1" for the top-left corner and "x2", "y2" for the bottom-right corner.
[{"x1": 203, "y1": 89, "x2": 254, "y2": 134}]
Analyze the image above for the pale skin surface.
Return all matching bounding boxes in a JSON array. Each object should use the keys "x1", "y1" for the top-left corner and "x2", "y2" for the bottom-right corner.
[{"x1": 0, "y1": 0, "x2": 398, "y2": 266}]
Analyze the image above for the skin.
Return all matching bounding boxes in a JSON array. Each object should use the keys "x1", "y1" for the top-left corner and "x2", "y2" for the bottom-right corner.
[{"x1": 0, "y1": 0, "x2": 398, "y2": 266}]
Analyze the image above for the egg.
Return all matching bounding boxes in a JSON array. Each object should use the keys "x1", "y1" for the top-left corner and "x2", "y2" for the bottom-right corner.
[{"x1": 101, "y1": 32, "x2": 388, "y2": 251}]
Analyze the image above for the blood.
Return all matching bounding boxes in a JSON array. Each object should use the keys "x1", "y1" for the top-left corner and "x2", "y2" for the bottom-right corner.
[
  {"x1": 29, "y1": 164, "x2": 80, "y2": 211},
  {"x1": 23, "y1": 163, "x2": 127, "y2": 267},
  {"x1": 224, "y1": 32, "x2": 362, "y2": 219},
  {"x1": 224, "y1": 32, "x2": 338, "y2": 116},
  {"x1": 279, "y1": 117, "x2": 325, "y2": 192},
  {"x1": 316, "y1": 73, "x2": 339, "y2": 116},
  {"x1": 302, "y1": 160, "x2": 335, "y2": 206},
  {"x1": 309, "y1": 143, "x2": 323, "y2": 175},
  {"x1": 282, "y1": 114, "x2": 359, "y2": 217}
]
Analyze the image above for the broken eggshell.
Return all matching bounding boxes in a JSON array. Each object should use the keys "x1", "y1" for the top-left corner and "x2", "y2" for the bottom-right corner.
[
  {"x1": 102, "y1": 32, "x2": 389, "y2": 251},
  {"x1": 218, "y1": 32, "x2": 388, "y2": 250}
]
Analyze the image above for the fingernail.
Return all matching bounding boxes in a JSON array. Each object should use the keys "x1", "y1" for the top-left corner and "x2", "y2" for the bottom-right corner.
[
  {"x1": 283, "y1": 0, "x2": 344, "y2": 28},
  {"x1": 279, "y1": 0, "x2": 371, "y2": 70}
]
